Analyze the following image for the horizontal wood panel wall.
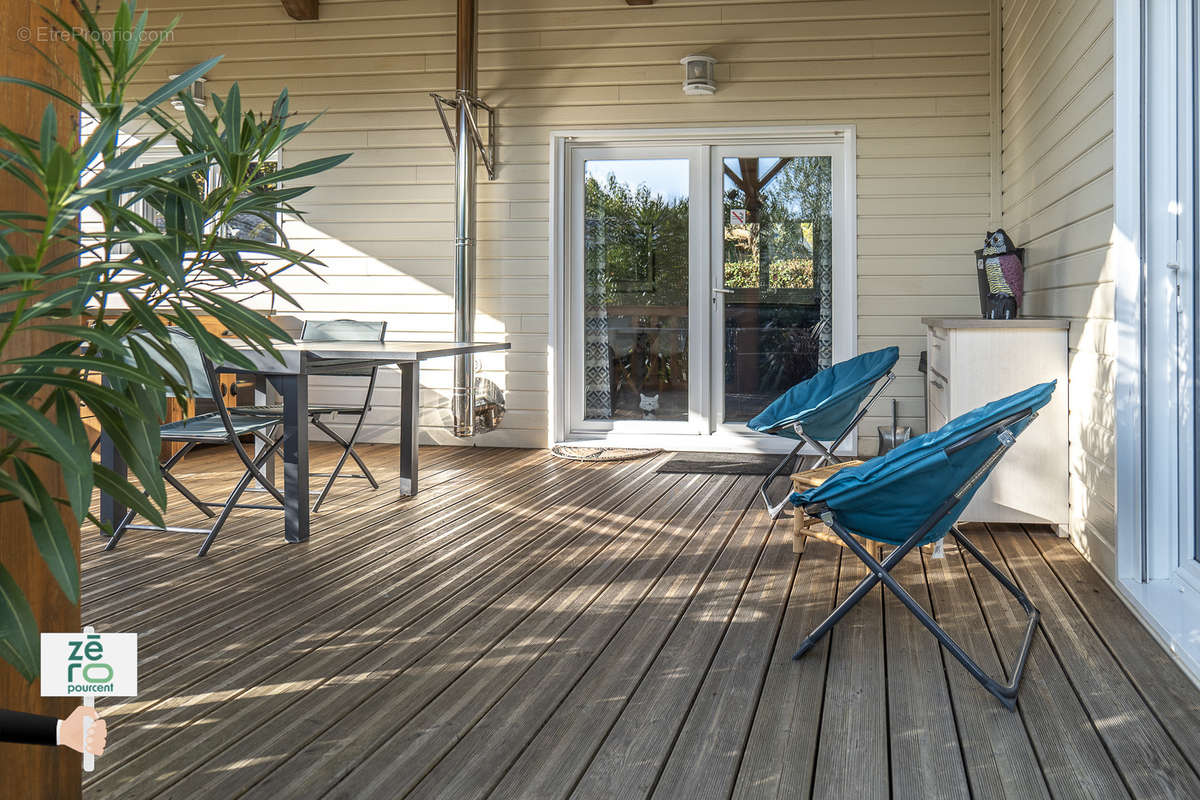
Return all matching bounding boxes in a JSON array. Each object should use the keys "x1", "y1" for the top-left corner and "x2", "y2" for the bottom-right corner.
[
  {"x1": 999, "y1": 0, "x2": 1116, "y2": 576},
  {"x1": 118, "y1": 0, "x2": 993, "y2": 450}
]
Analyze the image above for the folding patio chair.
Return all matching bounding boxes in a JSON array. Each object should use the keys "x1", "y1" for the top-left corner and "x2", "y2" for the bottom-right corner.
[
  {"x1": 790, "y1": 380, "x2": 1056, "y2": 709},
  {"x1": 234, "y1": 319, "x2": 386, "y2": 511},
  {"x1": 747, "y1": 346, "x2": 899, "y2": 519},
  {"x1": 105, "y1": 328, "x2": 286, "y2": 557}
]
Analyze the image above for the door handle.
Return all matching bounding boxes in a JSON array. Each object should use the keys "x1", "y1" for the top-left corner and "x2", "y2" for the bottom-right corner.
[{"x1": 713, "y1": 288, "x2": 734, "y2": 295}]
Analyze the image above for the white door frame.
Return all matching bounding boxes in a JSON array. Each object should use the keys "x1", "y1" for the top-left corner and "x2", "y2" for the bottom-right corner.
[
  {"x1": 548, "y1": 125, "x2": 857, "y2": 452},
  {"x1": 1113, "y1": 0, "x2": 1200, "y2": 684},
  {"x1": 563, "y1": 145, "x2": 706, "y2": 438}
]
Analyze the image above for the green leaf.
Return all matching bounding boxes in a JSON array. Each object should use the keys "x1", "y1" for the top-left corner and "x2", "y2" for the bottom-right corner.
[
  {"x1": 0, "y1": 470, "x2": 38, "y2": 508},
  {"x1": 124, "y1": 57, "x2": 222, "y2": 124},
  {"x1": 0, "y1": 77, "x2": 84, "y2": 113},
  {"x1": 39, "y1": 104, "x2": 56, "y2": 166},
  {"x1": 43, "y1": 144, "x2": 77, "y2": 208},
  {"x1": 12, "y1": 460, "x2": 80, "y2": 605},
  {"x1": 94, "y1": 464, "x2": 164, "y2": 529},
  {"x1": 86, "y1": 400, "x2": 166, "y2": 509},
  {"x1": 0, "y1": 395, "x2": 92, "y2": 481},
  {"x1": 4, "y1": 353, "x2": 161, "y2": 387},
  {"x1": 53, "y1": 390, "x2": 92, "y2": 523},
  {"x1": 0, "y1": 563, "x2": 40, "y2": 682},
  {"x1": 253, "y1": 153, "x2": 351, "y2": 189}
]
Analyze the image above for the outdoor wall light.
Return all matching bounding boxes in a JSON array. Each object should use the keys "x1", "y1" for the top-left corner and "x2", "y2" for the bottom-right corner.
[
  {"x1": 680, "y1": 54, "x2": 717, "y2": 95},
  {"x1": 169, "y1": 75, "x2": 207, "y2": 110}
]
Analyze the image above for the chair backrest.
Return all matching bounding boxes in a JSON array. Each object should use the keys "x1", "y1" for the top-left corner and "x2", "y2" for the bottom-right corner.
[
  {"x1": 300, "y1": 319, "x2": 387, "y2": 343},
  {"x1": 794, "y1": 381, "x2": 1056, "y2": 546},
  {"x1": 167, "y1": 328, "x2": 220, "y2": 401},
  {"x1": 126, "y1": 327, "x2": 218, "y2": 402},
  {"x1": 747, "y1": 346, "x2": 899, "y2": 441}
]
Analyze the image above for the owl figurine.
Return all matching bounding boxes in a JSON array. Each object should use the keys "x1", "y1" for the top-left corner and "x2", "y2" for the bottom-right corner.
[{"x1": 977, "y1": 229, "x2": 1024, "y2": 319}]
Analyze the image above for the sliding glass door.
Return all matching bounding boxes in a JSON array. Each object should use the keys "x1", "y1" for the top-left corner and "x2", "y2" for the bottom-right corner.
[
  {"x1": 569, "y1": 147, "x2": 703, "y2": 434},
  {"x1": 713, "y1": 148, "x2": 839, "y2": 428},
  {"x1": 559, "y1": 131, "x2": 853, "y2": 448}
]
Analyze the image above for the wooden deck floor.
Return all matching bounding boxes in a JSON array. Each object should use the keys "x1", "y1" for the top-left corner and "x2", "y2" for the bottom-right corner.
[{"x1": 80, "y1": 445, "x2": 1200, "y2": 800}]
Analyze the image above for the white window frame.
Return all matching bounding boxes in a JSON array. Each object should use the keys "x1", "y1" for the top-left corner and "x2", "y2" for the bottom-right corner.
[{"x1": 548, "y1": 125, "x2": 857, "y2": 452}]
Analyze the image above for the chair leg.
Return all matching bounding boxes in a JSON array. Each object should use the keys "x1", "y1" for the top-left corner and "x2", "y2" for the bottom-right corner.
[
  {"x1": 311, "y1": 424, "x2": 355, "y2": 513},
  {"x1": 795, "y1": 516, "x2": 1039, "y2": 709},
  {"x1": 104, "y1": 443, "x2": 198, "y2": 550},
  {"x1": 792, "y1": 540, "x2": 908, "y2": 657},
  {"x1": 162, "y1": 444, "x2": 215, "y2": 518},
  {"x1": 324, "y1": 419, "x2": 378, "y2": 487},
  {"x1": 311, "y1": 416, "x2": 378, "y2": 512},
  {"x1": 197, "y1": 436, "x2": 284, "y2": 557},
  {"x1": 196, "y1": 464, "x2": 258, "y2": 557},
  {"x1": 759, "y1": 441, "x2": 804, "y2": 520},
  {"x1": 103, "y1": 508, "x2": 138, "y2": 552},
  {"x1": 798, "y1": 431, "x2": 842, "y2": 468}
]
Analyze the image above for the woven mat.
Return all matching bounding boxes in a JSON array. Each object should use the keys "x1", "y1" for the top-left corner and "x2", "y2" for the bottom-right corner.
[{"x1": 551, "y1": 445, "x2": 662, "y2": 462}]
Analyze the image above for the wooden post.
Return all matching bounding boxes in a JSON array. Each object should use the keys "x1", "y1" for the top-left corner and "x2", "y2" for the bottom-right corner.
[{"x1": 0, "y1": 2, "x2": 82, "y2": 797}]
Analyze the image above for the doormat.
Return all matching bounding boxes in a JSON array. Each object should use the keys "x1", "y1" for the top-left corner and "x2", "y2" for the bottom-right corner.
[
  {"x1": 551, "y1": 445, "x2": 662, "y2": 462},
  {"x1": 656, "y1": 452, "x2": 780, "y2": 475}
]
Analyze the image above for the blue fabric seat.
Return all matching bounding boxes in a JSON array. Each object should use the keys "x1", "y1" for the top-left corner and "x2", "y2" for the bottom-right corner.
[
  {"x1": 747, "y1": 346, "x2": 899, "y2": 441},
  {"x1": 789, "y1": 380, "x2": 1056, "y2": 710},
  {"x1": 794, "y1": 380, "x2": 1056, "y2": 546},
  {"x1": 747, "y1": 346, "x2": 900, "y2": 518}
]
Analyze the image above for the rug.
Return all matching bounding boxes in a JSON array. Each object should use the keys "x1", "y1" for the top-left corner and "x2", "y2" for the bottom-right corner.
[{"x1": 655, "y1": 452, "x2": 782, "y2": 475}]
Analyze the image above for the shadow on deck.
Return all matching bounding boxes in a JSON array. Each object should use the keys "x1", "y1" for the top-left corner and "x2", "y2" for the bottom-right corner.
[{"x1": 81, "y1": 445, "x2": 1200, "y2": 799}]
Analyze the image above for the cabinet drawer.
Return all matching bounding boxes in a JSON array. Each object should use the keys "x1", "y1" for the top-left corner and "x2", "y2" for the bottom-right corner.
[
  {"x1": 927, "y1": 328, "x2": 949, "y2": 379},
  {"x1": 927, "y1": 372, "x2": 949, "y2": 419}
]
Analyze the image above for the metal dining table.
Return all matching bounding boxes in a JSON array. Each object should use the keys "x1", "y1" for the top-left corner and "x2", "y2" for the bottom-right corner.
[{"x1": 98, "y1": 339, "x2": 510, "y2": 544}]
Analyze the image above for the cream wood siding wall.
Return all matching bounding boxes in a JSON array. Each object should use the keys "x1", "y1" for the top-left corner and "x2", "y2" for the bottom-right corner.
[
  {"x1": 124, "y1": 0, "x2": 993, "y2": 450},
  {"x1": 1000, "y1": 0, "x2": 1116, "y2": 576}
]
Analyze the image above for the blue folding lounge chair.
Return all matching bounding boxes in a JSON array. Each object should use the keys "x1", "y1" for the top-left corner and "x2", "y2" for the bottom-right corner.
[
  {"x1": 747, "y1": 346, "x2": 899, "y2": 519},
  {"x1": 791, "y1": 380, "x2": 1055, "y2": 709}
]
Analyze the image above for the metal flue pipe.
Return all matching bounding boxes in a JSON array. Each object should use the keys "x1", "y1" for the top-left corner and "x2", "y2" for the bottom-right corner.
[{"x1": 451, "y1": 0, "x2": 479, "y2": 437}]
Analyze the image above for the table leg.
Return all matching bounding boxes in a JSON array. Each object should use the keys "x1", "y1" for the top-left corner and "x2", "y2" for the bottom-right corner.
[
  {"x1": 399, "y1": 360, "x2": 419, "y2": 496},
  {"x1": 271, "y1": 373, "x2": 310, "y2": 543},
  {"x1": 98, "y1": 433, "x2": 127, "y2": 530}
]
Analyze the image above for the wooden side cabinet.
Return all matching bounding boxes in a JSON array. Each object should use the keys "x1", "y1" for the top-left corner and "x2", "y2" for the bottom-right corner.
[{"x1": 923, "y1": 317, "x2": 1069, "y2": 526}]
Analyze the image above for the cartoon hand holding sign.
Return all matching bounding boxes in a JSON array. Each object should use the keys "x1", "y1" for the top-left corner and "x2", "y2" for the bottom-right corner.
[{"x1": 39, "y1": 626, "x2": 137, "y2": 771}]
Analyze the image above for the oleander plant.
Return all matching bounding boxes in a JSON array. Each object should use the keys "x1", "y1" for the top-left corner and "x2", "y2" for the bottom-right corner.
[{"x1": 0, "y1": 1, "x2": 347, "y2": 679}]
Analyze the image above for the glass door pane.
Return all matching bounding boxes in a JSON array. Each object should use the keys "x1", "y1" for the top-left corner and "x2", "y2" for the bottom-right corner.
[
  {"x1": 582, "y1": 159, "x2": 690, "y2": 422},
  {"x1": 720, "y1": 155, "x2": 834, "y2": 423}
]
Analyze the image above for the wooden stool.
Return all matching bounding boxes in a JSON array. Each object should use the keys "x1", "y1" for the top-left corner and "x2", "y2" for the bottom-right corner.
[{"x1": 789, "y1": 460, "x2": 865, "y2": 554}]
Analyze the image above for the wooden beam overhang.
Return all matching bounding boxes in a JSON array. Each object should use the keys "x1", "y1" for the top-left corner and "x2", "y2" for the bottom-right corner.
[{"x1": 281, "y1": 0, "x2": 318, "y2": 20}]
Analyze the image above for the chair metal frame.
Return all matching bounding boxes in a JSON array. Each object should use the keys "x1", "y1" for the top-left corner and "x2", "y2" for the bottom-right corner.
[
  {"x1": 758, "y1": 371, "x2": 895, "y2": 519},
  {"x1": 297, "y1": 319, "x2": 386, "y2": 511},
  {"x1": 792, "y1": 407, "x2": 1040, "y2": 710},
  {"x1": 105, "y1": 347, "x2": 286, "y2": 557}
]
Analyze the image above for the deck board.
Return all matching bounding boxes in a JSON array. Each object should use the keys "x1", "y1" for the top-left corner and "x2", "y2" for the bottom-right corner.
[
  {"x1": 811, "y1": 543, "x2": 889, "y2": 800},
  {"x1": 79, "y1": 447, "x2": 1200, "y2": 799},
  {"x1": 970, "y1": 527, "x2": 1131, "y2": 800},
  {"x1": 884, "y1": 543, "x2": 969, "y2": 800}
]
